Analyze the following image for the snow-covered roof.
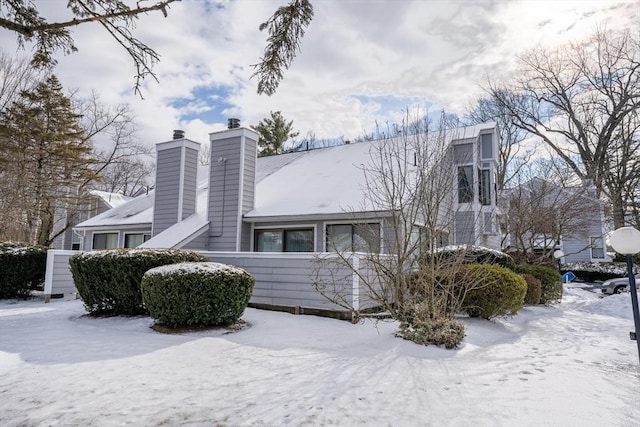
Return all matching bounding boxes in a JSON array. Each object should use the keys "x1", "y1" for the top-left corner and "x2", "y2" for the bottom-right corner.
[
  {"x1": 77, "y1": 192, "x2": 154, "y2": 227},
  {"x1": 75, "y1": 122, "x2": 496, "y2": 229},
  {"x1": 89, "y1": 190, "x2": 133, "y2": 208},
  {"x1": 138, "y1": 213, "x2": 209, "y2": 249}
]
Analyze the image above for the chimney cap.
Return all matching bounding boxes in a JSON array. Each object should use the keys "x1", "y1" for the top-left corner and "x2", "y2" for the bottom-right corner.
[
  {"x1": 227, "y1": 118, "x2": 240, "y2": 129},
  {"x1": 173, "y1": 129, "x2": 185, "y2": 140}
]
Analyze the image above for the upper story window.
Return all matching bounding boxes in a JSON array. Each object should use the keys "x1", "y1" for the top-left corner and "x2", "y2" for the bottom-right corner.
[
  {"x1": 326, "y1": 223, "x2": 380, "y2": 253},
  {"x1": 453, "y1": 143, "x2": 473, "y2": 165},
  {"x1": 458, "y1": 165, "x2": 473, "y2": 203},
  {"x1": 255, "y1": 228, "x2": 314, "y2": 252},
  {"x1": 481, "y1": 134, "x2": 493, "y2": 160},
  {"x1": 479, "y1": 169, "x2": 491, "y2": 205},
  {"x1": 93, "y1": 232, "x2": 118, "y2": 250}
]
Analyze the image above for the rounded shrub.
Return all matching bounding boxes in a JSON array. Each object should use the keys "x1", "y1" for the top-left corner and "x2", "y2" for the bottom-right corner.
[
  {"x1": 69, "y1": 248, "x2": 208, "y2": 315},
  {"x1": 520, "y1": 273, "x2": 542, "y2": 306},
  {"x1": 0, "y1": 242, "x2": 47, "y2": 299},
  {"x1": 461, "y1": 263, "x2": 527, "y2": 319},
  {"x1": 141, "y1": 262, "x2": 255, "y2": 327},
  {"x1": 514, "y1": 264, "x2": 562, "y2": 304}
]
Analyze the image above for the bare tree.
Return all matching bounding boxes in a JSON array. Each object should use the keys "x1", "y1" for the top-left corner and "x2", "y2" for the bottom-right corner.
[
  {"x1": 2, "y1": 0, "x2": 314, "y2": 97},
  {"x1": 0, "y1": 49, "x2": 43, "y2": 113},
  {"x1": 312, "y1": 112, "x2": 486, "y2": 342},
  {"x1": 503, "y1": 159, "x2": 601, "y2": 262},
  {"x1": 489, "y1": 28, "x2": 640, "y2": 228}
]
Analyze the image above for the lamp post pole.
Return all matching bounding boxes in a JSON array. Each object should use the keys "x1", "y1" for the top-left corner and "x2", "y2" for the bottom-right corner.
[{"x1": 609, "y1": 227, "x2": 640, "y2": 364}]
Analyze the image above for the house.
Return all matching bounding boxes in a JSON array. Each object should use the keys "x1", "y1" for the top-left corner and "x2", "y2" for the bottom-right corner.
[
  {"x1": 501, "y1": 177, "x2": 609, "y2": 263},
  {"x1": 50, "y1": 190, "x2": 133, "y2": 250},
  {"x1": 73, "y1": 120, "x2": 502, "y2": 254}
]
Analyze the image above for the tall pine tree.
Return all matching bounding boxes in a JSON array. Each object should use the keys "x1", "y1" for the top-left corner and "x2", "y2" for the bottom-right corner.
[{"x1": 0, "y1": 75, "x2": 96, "y2": 246}]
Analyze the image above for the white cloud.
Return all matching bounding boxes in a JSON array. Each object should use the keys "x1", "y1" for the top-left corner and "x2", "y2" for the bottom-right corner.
[{"x1": 1, "y1": 0, "x2": 637, "y2": 146}]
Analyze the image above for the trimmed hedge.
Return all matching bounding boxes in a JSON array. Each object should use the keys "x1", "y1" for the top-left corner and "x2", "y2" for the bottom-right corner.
[
  {"x1": 141, "y1": 262, "x2": 255, "y2": 327},
  {"x1": 0, "y1": 242, "x2": 47, "y2": 299},
  {"x1": 461, "y1": 264, "x2": 527, "y2": 319},
  {"x1": 520, "y1": 273, "x2": 542, "y2": 306},
  {"x1": 514, "y1": 264, "x2": 562, "y2": 304},
  {"x1": 69, "y1": 248, "x2": 208, "y2": 315}
]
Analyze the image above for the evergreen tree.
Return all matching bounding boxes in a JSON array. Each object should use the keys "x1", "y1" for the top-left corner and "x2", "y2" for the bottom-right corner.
[
  {"x1": 0, "y1": 74, "x2": 96, "y2": 246},
  {"x1": 251, "y1": 111, "x2": 299, "y2": 157}
]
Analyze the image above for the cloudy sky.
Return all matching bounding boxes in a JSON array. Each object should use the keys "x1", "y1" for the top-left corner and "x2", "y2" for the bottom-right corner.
[{"x1": 1, "y1": 0, "x2": 638, "y2": 148}]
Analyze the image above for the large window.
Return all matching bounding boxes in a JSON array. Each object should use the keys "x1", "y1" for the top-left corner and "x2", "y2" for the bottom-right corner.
[
  {"x1": 255, "y1": 228, "x2": 314, "y2": 252},
  {"x1": 481, "y1": 134, "x2": 493, "y2": 159},
  {"x1": 93, "y1": 232, "x2": 118, "y2": 249},
  {"x1": 124, "y1": 233, "x2": 151, "y2": 248},
  {"x1": 590, "y1": 237, "x2": 605, "y2": 259},
  {"x1": 479, "y1": 169, "x2": 491, "y2": 205},
  {"x1": 326, "y1": 223, "x2": 380, "y2": 253},
  {"x1": 458, "y1": 165, "x2": 473, "y2": 203}
]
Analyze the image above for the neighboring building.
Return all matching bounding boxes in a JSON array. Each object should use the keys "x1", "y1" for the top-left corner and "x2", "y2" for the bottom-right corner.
[
  {"x1": 74, "y1": 121, "x2": 502, "y2": 254},
  {"x1": 501, "y1": 177, "x2": 609, "y2": 263},
  {"x1": 50, "y1": 190, "x2": 133, "y2": 250}
]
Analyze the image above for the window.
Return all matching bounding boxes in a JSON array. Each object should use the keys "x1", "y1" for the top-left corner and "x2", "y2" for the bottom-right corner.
[
  {"x1": 124, "y1": 233, "x2": 151, "y2": 248},
  {"x1": 453, "y1": 143, "x2": 473, "y2": 164},
  {"x1": 326, "y1": 223, "x2": 380, "y2": 253},
  {"x1": 93, "y1": 232, "x2": 118, "y2": 249},
  {"x1": 590, "y1": 237, "x2": 605, "y2": 259},
  {"x1": 481, "y1": 134, "x2": 493, "y2": 159},
  {"x1": 254, "y1": 228, "x2": 314, "y2": 252},
  {"x1": 479, "y1": 169, "x2": 491, "y2": 205},
  {"x1": 458, "y1": 165, "x2": 473, "y2": 203}
]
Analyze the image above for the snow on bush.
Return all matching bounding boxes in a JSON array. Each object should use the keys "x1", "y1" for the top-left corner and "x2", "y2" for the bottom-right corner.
[
  {"x1": 141, "y1": 262, "x2": 255, "y2": 327},
  {"x1": 69, "y1": 248, "x2": 208, "y2": 315}
]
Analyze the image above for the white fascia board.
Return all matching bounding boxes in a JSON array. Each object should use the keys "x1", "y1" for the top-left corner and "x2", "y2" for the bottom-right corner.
[
  {"x1": 73, "y1": 223, "x2": 152, "y2": 232},
  {"x1": 209, "y1": 127, "x2": 259, "y2": 142},
  {"x1": 243, "y1": 210, "x2": 394, "y2": 223},
  {"x1": 156, "y1": 138, "x2": 201, "y2": 152}
]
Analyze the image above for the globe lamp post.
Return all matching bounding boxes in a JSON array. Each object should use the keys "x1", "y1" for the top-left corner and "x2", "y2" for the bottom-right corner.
[
  {"x1": 609, "y1": 226, "x2": 640, "y2": 364},
  {"x1": 553, "y1": 249, "x2": 564, "y2": 274}
]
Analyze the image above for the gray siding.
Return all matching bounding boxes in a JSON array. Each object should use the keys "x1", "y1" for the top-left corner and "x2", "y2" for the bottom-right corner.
[
  {"x1": 153, "y1": 146, "x2": 181, "y2": 235},
  {"x1": 181, "y1": 229, "x2": 209, "y2": 251},
  {"x1": 455, "y1": 211, "x2": 475, "y2": 244},
  {"x1": 44, "y1": 250, "x2": 77, "y2": 299},
  {"x1": 153, "y1": 140, "x2": 200, "y2": 236},
  {"x1": 182, "y1": 146, "x2": 198, "y2": 219},
  {"x1": 200, "y1": 252, "x2": 379, "y2": 312},
  {"x1": 208, "y1": 129, "x2": 258, "y2": 252}
]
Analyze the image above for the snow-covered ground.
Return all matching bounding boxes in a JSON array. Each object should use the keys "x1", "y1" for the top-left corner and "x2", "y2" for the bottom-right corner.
[{"x1": 1, "y1": 285, "x2": 639, "y2": 427}]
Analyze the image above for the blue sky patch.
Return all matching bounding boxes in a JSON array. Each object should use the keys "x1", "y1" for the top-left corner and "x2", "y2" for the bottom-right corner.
[{"x1": 170, "y1": 85, "x2": 234, "y2": 124}]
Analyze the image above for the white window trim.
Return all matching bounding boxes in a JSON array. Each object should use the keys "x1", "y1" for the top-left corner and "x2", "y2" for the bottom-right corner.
[
  {"x1": 589, "y1": 236, "x2": 606, "y2": 261},
  {"x1": 91, "y1": 231, "x2": 120, "y2": 250},
  {"x1": 479, "y1": 132, "x2": 495, "y2": 161},
  {"x1": 323, "y1": 220, "x2": 383, "y2": 253},
  {"x1": 123, "y1": 232, "x2": 152, "y2": 248},
  {"x1": 251, "y1": 224, "x2": 318, "y2": 252},
  {"x1": 456, "y1": 163, "x2": 475, "y2": 205}
]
